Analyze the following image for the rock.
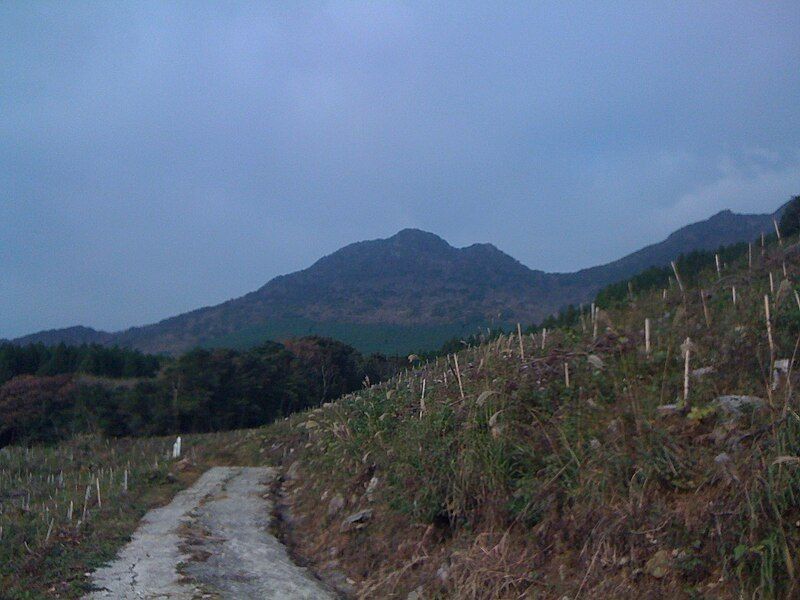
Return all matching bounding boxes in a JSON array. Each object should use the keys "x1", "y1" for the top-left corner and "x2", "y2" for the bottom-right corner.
[
  {"x1": 341, "y1": 509, "x2": 373, "y2": 531},
  {"x1": 772, "y1": 359, "x2": 791, "y2": 390},
  {"x1": 407, "y1": 586, "x2": 424, "y2": 600},
  {"x1": 657, "y1": 403, "x2": 682, "y2": 416},
  {"x1": 327, "y1": 493, "x2": 345, "y2": 516},
  {"x1": 365, "y1": 476, "x2": 379, "y2": 501},
  {"x1": 691, "y1": 366, "x2": 715, "y2": 379},
  {"x1": 285, "y1": 461, "x2": 301, "y2": 480},
  {"x1": 645, "y1": 549, "x2": 672, "y2": 579},
  {"x1": 714, "y1": 395, "x2": 764, "y2": 416},
  {"x1": 587, "y1": 354, "x2": 605, "y2": 370}
]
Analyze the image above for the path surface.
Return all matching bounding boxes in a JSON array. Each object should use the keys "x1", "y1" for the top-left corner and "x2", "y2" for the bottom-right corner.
[{"x1": 85, "y1": 466, "x2": 334, "y2": 599}]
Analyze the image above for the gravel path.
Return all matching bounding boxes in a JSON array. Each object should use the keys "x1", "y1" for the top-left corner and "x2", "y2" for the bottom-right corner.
[{"x1": 85, "y1": 466, "x2": 334, "y2": 599}]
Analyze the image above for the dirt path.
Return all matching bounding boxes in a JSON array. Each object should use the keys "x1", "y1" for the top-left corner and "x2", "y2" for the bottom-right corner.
[{"x1": 85, "y1": 466, "x2": 334, "y2": 599}]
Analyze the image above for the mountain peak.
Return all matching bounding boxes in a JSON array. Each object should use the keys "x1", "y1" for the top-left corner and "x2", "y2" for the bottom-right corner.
[{"x1": 388, "y1": 228, "x2": 450, "y2": 249}]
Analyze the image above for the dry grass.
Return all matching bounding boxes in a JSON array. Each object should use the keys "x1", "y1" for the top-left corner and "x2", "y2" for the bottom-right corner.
[{"x1": 266, "y1": 235, "x2": 800, "y2": 599}]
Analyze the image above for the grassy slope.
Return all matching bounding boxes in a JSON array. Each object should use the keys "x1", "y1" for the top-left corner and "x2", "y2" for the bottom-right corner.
[
  {"x1": 265, "y1": 237, "x2": 800, "y2": 598},
  {"x1": 0, "y1": 431, "x2": 268, "y2": 599}
]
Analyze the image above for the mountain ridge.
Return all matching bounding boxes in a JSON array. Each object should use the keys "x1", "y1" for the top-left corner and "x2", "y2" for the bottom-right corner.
[{"x1": 11, "y1": 205, "x2": 784, "y2": 354}]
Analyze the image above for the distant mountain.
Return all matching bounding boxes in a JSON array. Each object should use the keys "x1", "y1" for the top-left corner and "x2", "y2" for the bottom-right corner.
[{"x1": 12, "y1": 204, "x2": 783, "y2": 355}]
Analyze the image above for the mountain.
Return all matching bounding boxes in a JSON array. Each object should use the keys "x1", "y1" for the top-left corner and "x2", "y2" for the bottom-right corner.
[{"x1": 12, "y1": 205, "x2": 782, "y2": 355}]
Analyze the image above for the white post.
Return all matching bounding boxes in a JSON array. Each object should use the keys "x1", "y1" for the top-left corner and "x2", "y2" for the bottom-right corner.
[
  {"x1": 732, "y1": 286, "x2": 737, "y2": 306},
  {"x1": 765, "y1": 295, "x2": 775, "y2": 358},
  {"x1": 645, "y1": 318, "x2": 651, "y2": 355},
  {"x1": 715, "y1": 254, "x2": 721, "y2": 278},
  {"x1": 683, "y1": 338, "x2": 691, "y2": 406},
  {"x1": 541, "y1": 328, "x2": 547, "y2": 351}
]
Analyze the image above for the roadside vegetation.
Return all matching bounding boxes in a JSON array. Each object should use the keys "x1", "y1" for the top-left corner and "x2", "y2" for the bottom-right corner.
[
  {"x1": 0, "y1": 429, "x2": 270, "y2": 598},
  {"x1": 265, "y1": 200, "x2": 800, "y2": 598}
]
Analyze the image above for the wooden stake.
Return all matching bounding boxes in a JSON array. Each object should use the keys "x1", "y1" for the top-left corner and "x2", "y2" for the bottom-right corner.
[
  {"x1": 564, "y1": 362, "x2": 570, "y2": 388},
  {"x1": 765, "y1": 295, "x2": 775, "y2": 358},
  {"x1": 96, "y1": 477, "x2": 101, "y2": 508},
  {"x1": 732, "y1": 286, "x2": 737, "y2": 307},
  {"x1": 683, "y1": 338, "x2": 691, "y2": 406},
  {"x1": 419, "y1": 379, "x2": 426, "y2": 417},
  {"x1": 700, "y1": 290, "x2": 711, "y2": 328},
  {"x1": 770, "y1": 272, "x2": 775, "y2": 295},
  {"x1": 671, "y1": 261, "x2": 685, "y2": 295},
  {"x1": 645, "y1": 318, "x2": 651, "y2": 355},
  {"x1": 774, "y1": 217, "x2": 783, "y2": 246},
  {"x1": 453, "y1": 354, "x2": 465, "y2": 400},
  {"x1": 517, "y1": 323, "x2": 525, "y2": 362},
  {"x1": 541, "y1": 328, "x2": 547, "y2": 350},
  {"x1": 715, "y1": 254, "x2": 721, "y2": 278}
]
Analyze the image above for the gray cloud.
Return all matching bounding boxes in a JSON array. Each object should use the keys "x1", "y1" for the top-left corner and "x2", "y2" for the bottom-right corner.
[{"x1": 2, "y1": 1, "x2": 799, "y2": 337}]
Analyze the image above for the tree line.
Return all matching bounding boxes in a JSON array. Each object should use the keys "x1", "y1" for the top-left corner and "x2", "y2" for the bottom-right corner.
[
  {"x1": 0, "y1": 342, "x2": 161, "y2": 385},
  {"x1": 0, "y1": 337, "x2": 401, "y2": 447}
]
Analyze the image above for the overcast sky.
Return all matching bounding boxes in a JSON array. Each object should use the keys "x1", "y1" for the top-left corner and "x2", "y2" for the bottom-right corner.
[{"x1": 2, "y1": 2, "x2": 800, "y2": 338}]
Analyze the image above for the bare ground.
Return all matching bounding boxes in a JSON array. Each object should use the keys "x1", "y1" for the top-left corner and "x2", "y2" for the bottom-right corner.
[{"x1": 84, "y1": 466, "x2": 334, "y2": 599}]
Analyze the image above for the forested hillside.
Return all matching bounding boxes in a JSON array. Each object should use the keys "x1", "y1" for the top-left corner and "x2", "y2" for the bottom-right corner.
[{"x1": 14, "y1": 205, "x2": 784, "y2": 356}]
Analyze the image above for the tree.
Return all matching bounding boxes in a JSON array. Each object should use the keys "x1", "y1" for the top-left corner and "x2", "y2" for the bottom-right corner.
[{"x1": 779, "y1": 195, "x2": 800, "y2": 238}]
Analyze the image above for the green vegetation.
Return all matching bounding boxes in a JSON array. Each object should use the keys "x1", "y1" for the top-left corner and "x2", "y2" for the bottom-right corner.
[
  {"x1": 265, "y1": 201, "x2": 800, "y2": 598},
  {"x1": 0, "y1": 336, "x2": 401, "y2": 447},
  {"x1": 0, "y1": 430, "x2": 267, "y2": 598},
  {"x1": 0, "y1": 343, "x2": 161, "y2": 385},
  {"x1": 202, "y1": 317, "x2": 495, "y2": 356}
]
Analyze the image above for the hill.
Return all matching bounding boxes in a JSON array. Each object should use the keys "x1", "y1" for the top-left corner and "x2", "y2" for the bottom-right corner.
[
  {"x1": 14, "y1": 205, "x2": 781, "y2": 355},
  {"x1": 262, "y1": 209, "x2": 800, "y2": 598}
]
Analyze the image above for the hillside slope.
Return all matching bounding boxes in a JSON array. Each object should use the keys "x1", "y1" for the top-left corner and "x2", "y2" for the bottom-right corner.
[
  {"x1": 265, "y1": 222, "x2": 800, "y2": 598},
  {"x1": 14, "y1": 205, "x2": 780, "y2": 355}
]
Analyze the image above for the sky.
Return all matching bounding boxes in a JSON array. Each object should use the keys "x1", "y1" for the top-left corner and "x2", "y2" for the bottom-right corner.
[{"x1": 2, "y1": 1, "x2": 800, "y2": 338}]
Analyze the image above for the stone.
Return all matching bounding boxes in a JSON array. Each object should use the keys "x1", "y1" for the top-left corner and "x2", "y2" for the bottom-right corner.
[
  {"x1": 772, "y1": 359, "x2": 790, "y2": 390},
  {"x1": 691, "y1": 366, "x2": 715, "y2": 379},
  {"x1": 327, "y1": 493, "x2": 345, "y2": 516},
  {"x1": 341, "y1": 509, "x2": 373, "y2": 531},
  {"x1": 587, "y1": 354, "x2": 605, "y2": 370},
  {"x1": 657, "y1": 403, "x2": 682, "y2": 416},
  {"x1": 286, "y1": 461, "x2": 301, "y2": 480},
  {"x1": 714, "y1": 395, "x2": 764, "y2": 416},
  {"x1": 365, "y1": 476, "x2": 379, "y2": 501},
  {"x1": 407, "y1": 586, "x2": 424, "y2": 600},
  {"x1": 645, "y1": 549, "x2": 672, "y2": 579}
]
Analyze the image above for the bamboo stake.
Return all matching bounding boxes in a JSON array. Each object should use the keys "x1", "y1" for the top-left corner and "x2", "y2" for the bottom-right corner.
[
  {"x1": 541, "y1": 328, "x2": 547, "y2": 350},
  {"x1": 732, "y1": 286, "x2": 737, "y2": 307},
  {"x1": 671, "y1": 261, "x2": 685, "y2": 296},
  {"x1": 700, "y1": 290, "x2": 711, "y2": 328},
  {"x1": 564, "y1": 362, "x2": 570, "y2": 388},
  {"x1": 774, "y1": 217, "x2": 783, "y2": 246},
  {"x1": 770, "y1": 272, "x2": 775, "y2": 295},
  {"x1": 96, "y1": 477, "x2": 101, "y2": 508},
  {"x1": 419, "y1": 379, "x2": 426, "y2": 417},
  {"x1": 645, "y1": 318, "x2": 651, "y2": 355},
  {"x1": 765, "y1": 295, "x2": 775, "y2": 358},
  {"x1": 715, "y1": 254, "x2": 721, "y2": 278},
  {"x1": 683, "y1": 338, "x2": 691, "y2": 407},
  {"x1": 517, "y1": 323, "x2": 525, "y2": 362},
  {"x1": 453, "y1": 354, "x2": 465, "y2": 400}
]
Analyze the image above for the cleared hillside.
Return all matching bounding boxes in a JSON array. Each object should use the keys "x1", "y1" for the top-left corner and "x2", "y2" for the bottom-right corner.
[{"x1": 265, "y1": 221, "x2": 800, "y2": 598}]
